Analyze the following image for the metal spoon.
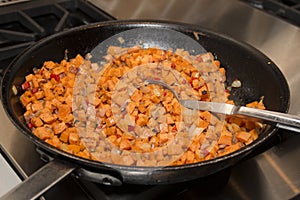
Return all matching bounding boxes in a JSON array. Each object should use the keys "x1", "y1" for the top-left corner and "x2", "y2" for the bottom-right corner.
[{"x1": 146, "y1": 79, "x2": 300, "y2": 133}]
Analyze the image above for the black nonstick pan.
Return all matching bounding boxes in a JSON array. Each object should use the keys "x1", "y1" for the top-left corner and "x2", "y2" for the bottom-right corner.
[{"x1": 0, "y1": 20, "x2": 290, "y2": 200}]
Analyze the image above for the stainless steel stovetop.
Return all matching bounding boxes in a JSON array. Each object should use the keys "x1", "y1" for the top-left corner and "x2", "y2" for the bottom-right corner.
[{"x1": 1, "y1": 0, "x2": 300, "y2": 199}]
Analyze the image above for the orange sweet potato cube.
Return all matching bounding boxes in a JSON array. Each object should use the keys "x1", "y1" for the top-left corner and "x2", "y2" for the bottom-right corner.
[{"x1": 236, "y1": 131, "x2": 252, "y2": 142}]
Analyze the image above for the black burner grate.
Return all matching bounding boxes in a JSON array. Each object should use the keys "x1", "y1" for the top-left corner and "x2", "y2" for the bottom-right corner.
[
  {"x1": 242, "y1": 0, "x2": 300, "y2": 27},
  {"x1": 0, "y1": 0, "x2": 114, "y2": 72}
]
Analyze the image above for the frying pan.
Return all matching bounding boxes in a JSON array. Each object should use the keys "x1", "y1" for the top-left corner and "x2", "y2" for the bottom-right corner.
[{"x1": 0, "y1": 20, "x2": 290, "y2": 200}]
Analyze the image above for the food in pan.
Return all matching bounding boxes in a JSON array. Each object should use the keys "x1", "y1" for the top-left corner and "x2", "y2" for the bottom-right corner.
[{"x1": 19, "y1": 46, "x2": 265, "y2": 166}]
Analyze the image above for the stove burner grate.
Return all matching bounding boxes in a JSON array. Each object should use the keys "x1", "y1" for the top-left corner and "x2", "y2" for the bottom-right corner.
[
  {"x1": 0, "y1": 0, "x2": 114, "y2": 73},
  {"x1": 242, "y1": 0, "x2": 300, "y2": 27}
]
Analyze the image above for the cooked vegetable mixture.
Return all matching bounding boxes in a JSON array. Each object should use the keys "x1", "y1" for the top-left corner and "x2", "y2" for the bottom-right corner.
[{"x1": 20, "y1": 46, "x2": 266, "y2": 166}]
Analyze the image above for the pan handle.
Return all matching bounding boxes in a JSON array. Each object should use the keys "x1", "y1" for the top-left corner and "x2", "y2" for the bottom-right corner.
[{"x1": 0, "y1": 158, "x2": 77, "y2": 200}]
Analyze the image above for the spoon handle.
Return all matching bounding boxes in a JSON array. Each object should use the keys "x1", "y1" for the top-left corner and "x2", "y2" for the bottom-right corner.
[
  {"x1": 182, "y1": 100, "x2": 300, "y2": 133},
  {"x1": 238, "y1": 106, "x2": 300, "y2": 133}
]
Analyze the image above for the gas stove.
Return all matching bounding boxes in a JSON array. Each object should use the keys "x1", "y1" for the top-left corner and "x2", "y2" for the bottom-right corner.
[{"x1": 1, "y1": 0, "x2": 300, "y2": 199}]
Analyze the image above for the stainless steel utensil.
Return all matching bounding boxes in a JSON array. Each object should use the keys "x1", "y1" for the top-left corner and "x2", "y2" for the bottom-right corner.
[{"x1": 146, "y1": 79, "x2": 300, "y2": 133}]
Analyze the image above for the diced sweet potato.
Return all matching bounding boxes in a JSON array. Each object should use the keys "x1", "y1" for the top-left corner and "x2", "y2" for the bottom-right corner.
[
  {"x1": 44, "y1": 88, "x2": 55, "y2": 100},
  {"x1": 228, "y1": 117, "x2": 244, "y2": 126},
  {"x1": 68, "y1": 144, "x2": 81, "y2": 154},
  {"x1": 165, "y1": 114, "x2": 174, "y2": 124},
  {"x1": 76, "y1": 150, "x2": 90, "y2": 159},
  {"x1": 127, "y1": 102, "x2": 136, "y2": 114},
  {"x1": 30, "y1": 117, "x2": 43, "y2": 127},
  {"x1": 34, "y1": 126, "x2": 53, "y2": 140},
  {"x1": 198, "y1": 118, "x2": 209, "y2": 129},
  {"x1": 164, "y1": 103, "x2": 173, "y2": 112},
  {"x1": 72, "y1": 54, "x2": 84, "y2": 67},
  {"x1": 34, "y1": 91, "x2": 44, "y2": 99},
  {"x1": 40, "y1": 111, "x2": 56, "y2": 124},
  {"x1": 69, "y1": 131, "x2": 80, "y2": 145},
  {"x1": 59, "y1": 130, "x2": 70, "y2": 143},
  {"x1": 52, "y1": 66, "x2": 65, "y2": 75},
  {"x1": 46, "y1": 136, "x2": 61, "y2": 148},
  {"x1": 120, "y1": 138, "x2": 131, "y2": 150},
  {"x1": 53, "y1": 122, "x2": 67, "y2": 134},
  {"x1": 186, "y1": 150, "x2": 195, "y2": 164},
  {"x1": 218, "y1": 135, "x2": 232, "y2": 146},
  {"x1": 224, "y1": 143, "x2": 242, "y2": 154},
  {"x1": 131, "y1": 90, "x2": 142, "y2": 102},
  {"x1": 106, "y1": 117, "x2": 116, "y2": 127},
  {"x1": 136, "y1": 114, "x2": 148, "y2": 126},
  {"x1": 249, "y1": 129, "x2": 258, "y2": 140},
  {"x1": 236, "y1": 131, "x2": 252, "y2": 142},
  {"x1": 189, "y1": 140, "x2": 200, "y2": 152},
  {"x1": 106, "y1": 126, "x2": 116, "y2": 136},
  {"x1": 150, "y1": 95, "x2": 161, "y2": 103},
  {"x1": 172, "y1": 100, "x2": 181, "y2": 115},
  {"x1": 218, "y1": 127, "x2": 232, "y2": 145},
  {"x1": 62, "y1": 113, "x2": 74, "y2": 123},
  {"x1": 20, "y1": 91, "x2": 34, "y2": 106},
  {"x1": 138, "y1": 103, "x2": 148, "y2": 113},
  {"x1": 57, "y1": 104, "x2": 71, "y2": 120},
  {"x1": 25, "y1": 74, "x2": 35, "y2": 82},
  {"x1": 246, "y1": 99, "x2": 265, "y2": 110},
  {"x1": 108, "y1": 135, "x2": 117, "y2": 143},
  {"x1": 158, "y1": 133, "x2": 169, "y2": 144},
  {"x1": 200, "y1": 111, "x2": 211, "y2": 122},
  {"x1": 44, "y1": 61, "x2": 57, "y2": 69},
  {"x1": 245, "y1": 120, "x2": 256, "y2": 130},
  {"x1": 31, "y1": 101, "x2": 44, "y2": 113}
]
